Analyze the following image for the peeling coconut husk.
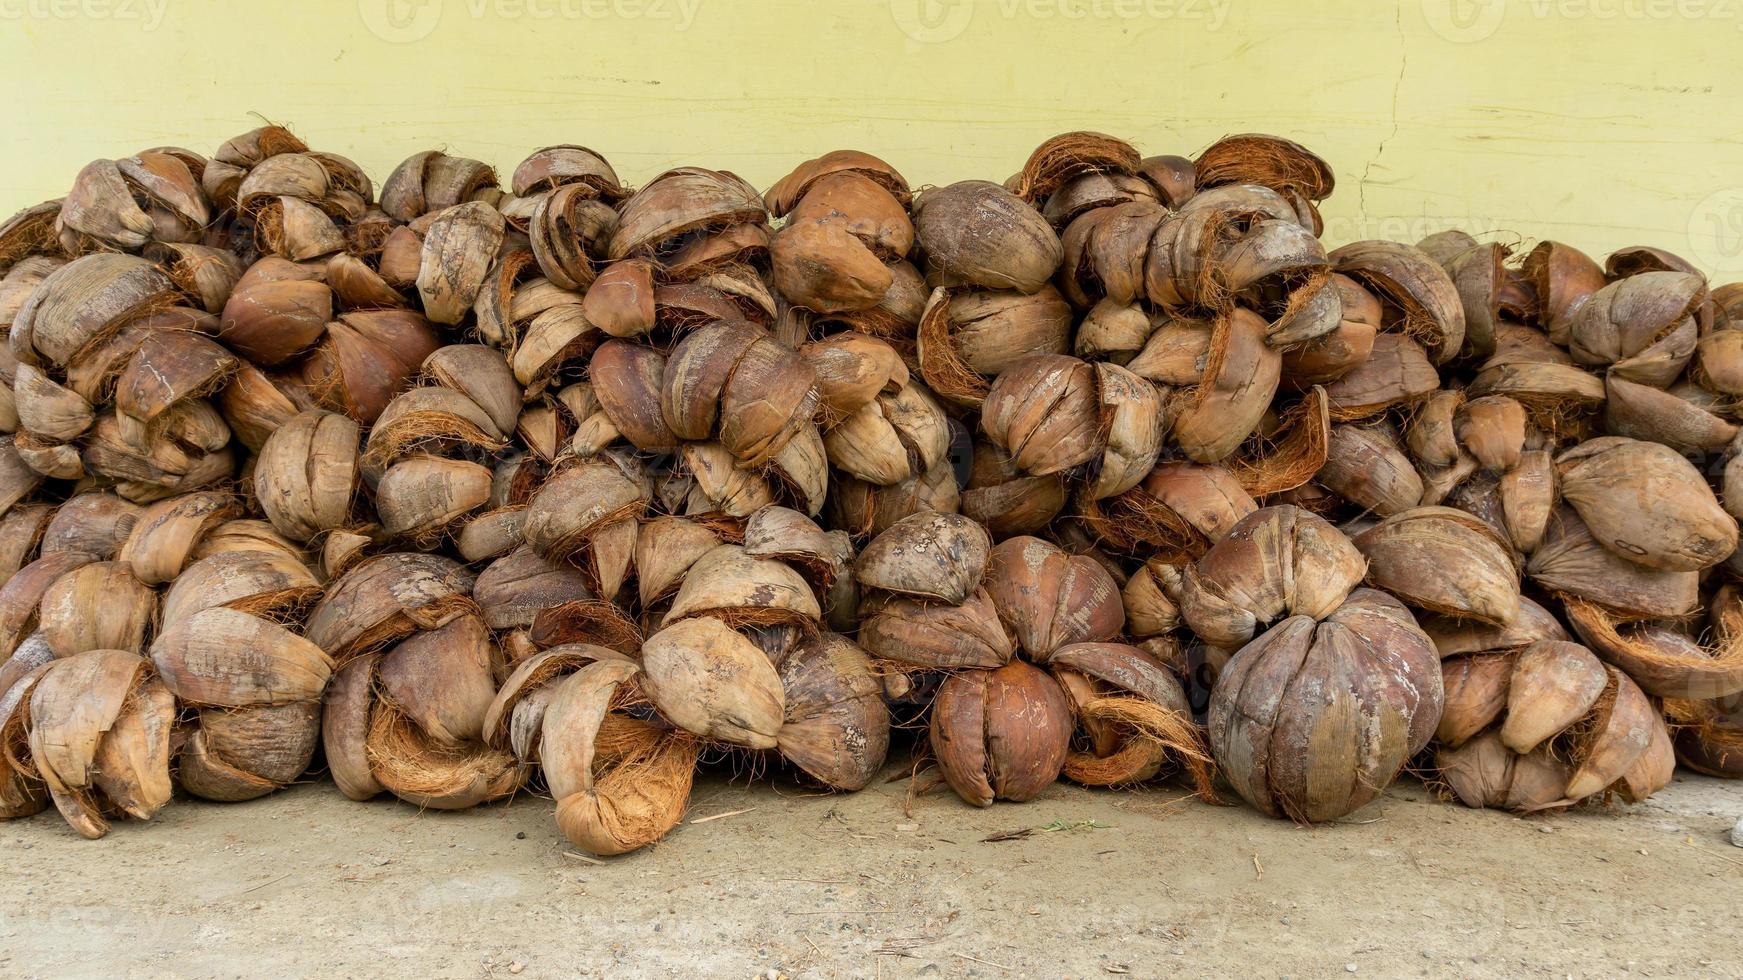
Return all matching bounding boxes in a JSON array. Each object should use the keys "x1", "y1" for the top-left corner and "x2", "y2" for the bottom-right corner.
[
  {"x1": 376, "y1": 456, "x2": 492, "y2": 543},
  {"x1": 217, "y1": 260, "x2": 332, "y2": 366},
  {"x1": 1178, "y1": 505, "x2": 1367, "y2": 648},
  {"x1": 1692, "y1": 327, "x2": 1743, "y2": 396},
  {"x1": 983, "y1": 536, "x2": 1122, "y2": 659},
  {"x1": 1194, "y1": 134, "x2": 1334, "y2": 205},
  {"x1": 1596, "y1": 373, "x2": 1736, "y2": 453},
  {"x1": 0, "y1": 438, "x2": 45, "y2": 514},
  {"x1": 1050, "y1": 641, "x2": 1215, "y2": 795},
  {"x1": 821, "y1": 379, "x2": 949, "y2": 486},
  {"x1": 1281, "y1": 275, "x2": 1380, "y2": 387},
  {"x1": 255, "y1": 410, "x2": 360, "y2": 543},
  {"x1": 1013, "y1": 131, "x2": 1141, "y2": 209},
  {"x1": 641, "y1": 615, "x2": 784, "y2": 749},
  {"x1": 914, "y1": 181, "x2": 1062, "y2": 293},
  {"x1": 661, "y1": 319, "x2": 819, "y2": 468},
  {"x1": 776, "y1": 632, "x2": 890, "y2": 791},
  {"x1": 0, "y1": 201, "x2": 66, "y2": 270},
  {"x1": 115, "y1": 491, "x2": 239, "y2": 585},
  {"x1": 916, "y1": 286, "x2": 1073, "y2": 407},
  {"x1": 150, "y1": 606, "x2": 332, "y2": 801},
  {"x1": 1164, "y1": 309, "x2": 1282, "y2": 463},
  {"x1": 473, "y1": 545, "x2": 595, "y2": 631},
  {"x1": 1353, "y1": 507, "x2": 1521, "y2": 625},
  {"x1": 364, "y1": 387, "x2": 508, "y2": 475},
  {"x1": 800, "y1": 333, "x2": 909, "y2": 421},
  {"x1": 857, "y1": 587, "x2": 1014, "y2": 670},
  {"x1": 159, "y1": 549, "x2": 320, "y2": 631},
  {"x1": 930, "y1": 660, "x2": 1073, "y2": 806},
  {"x1": 854, "y1": 511, "x2": 988, "y2": 605},
  {"x1": 1122, "y1": 561, "x2": 1183, "y2": 639},
  {"x1": 295, "y1": 309, "x2": 443, "y2": 426},
  {"x1": 770, "y1": 217, "x2": 896, "y2": 314},
  {"x1": 38, "y1": 560, "x2": 156, "y2": 657},
  {"x1": 1563, "y1": 597, "x2": 1743, "y2": 701},
  {"x1": 529, "y1": 599, "x2": 644, "y2": 657},
  {"x1": 1556, "y1": 437, "x2": 1737, "y2": 571},
  {"x1": 40, "y1": 491, "x2": 141, "y2": 558},
  {"x1": 1073, "y1": 299, "x2": 1158, "y2": 364},
  {"x1": 1419, "y1": 595, "x2": 1569, "y2": 660},
  {"x1": 14, "y1": 363, "x2": 95, "y2": 442},
  {"x1": 1329, "y1": 240, "x2": 1464, "y2": 364},
  {"x1": 0, "y1": 503, "x2": 53, "y2": 582},
  {"x1": 0, "y1": 552, "x2": 94, "y2": 657},
  {"x1": 1432, "y1": 642, "x2": 1672, "y2": 810},
  {"x1": 1464, "y1": 359, "x2": 1606, "y2": 437},
  {"x1": 1665, "y1": 696, "x2": 1743, "y2": 778},
  {"x1": 961, "y1": 439, "x2": 1068, "y2": 537},
  {"x1": 1209, "y1": 588, "x2": 1441, "y2": 822},
  {"x1": 739, "y1": 502, "x2": 847, "y2": 596},
  {"x1": 522, "y1": 454, "x2": 651, "y2": 567},
  {"x1": 379, "y1": 151, "x2": 497, "y2": 223},
  {"x1": 11, "y1": 253, "x2": 177, "y2": 370},
  {"x1": 1567, "y1": 271, "x2": 1705, "y2": 387},
  {"x1": 766, "y1": 150, "x2": 911, "y2": 219},
  {"x1": 1418, "y1": 232, "x2": 1506, "y2": 357},
  {"x1": 1323, "y1": 333, "x2": 1440, "y2": 420},
  {"x1": 59, "y1": 152, "x2": 211, "y2": 253},
  {"x1": 676, "y1": 441, "x2": 777, "y2": 518},
  {"x1": 587, "y1": 342, "x2": 677, "y2": 452},
  {"x1": 23, "y1": 649, "x2": 175, "y2": 838},
  {"x1": 1318, "y1": 423, "x2": 1423, "y2": 517},
  {"x1": 660, "y1": 543, "x2": 821, "y2": 631},
  {"x1": 1526, "y1": 509, "x2": 1698, "y2": 619},
  {"x1": 305, "y1": 552, "x2": 477, "y2": 663},
  {"x1": 1522, "y1": 241, "x2": 1607, "y2": 344},
  {"x1": 608, "y1": 167, "x2": 767, "y2": 262},
  {"x1": 1078, "y1": 460, "x2": 1256, "y2": 559}
]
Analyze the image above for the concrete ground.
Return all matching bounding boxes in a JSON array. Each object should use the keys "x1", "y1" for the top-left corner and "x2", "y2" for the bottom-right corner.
[{"x1": 2, "y1": 761, "x2": 1739, "y2": 979}]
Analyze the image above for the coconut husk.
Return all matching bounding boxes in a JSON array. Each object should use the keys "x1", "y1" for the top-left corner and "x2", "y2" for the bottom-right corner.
[
  {"x1": 38, "y1": 560, "x2": 156, "y2": 657},
  {"x1": 40, "y1": 491, "x2": 141, "y2": 559},
  {"x1": 1603, "y1": 374, "x2": 1739, "y2": 457},
  {"x1": 552, "y1": 701, "x2": 699, "y2": 856},
  {"x1": 1353, "y1": 506, "x2": 1521, "y2": 625},
  {"x1": 828, "y1": 458, "x2": 961, "y2": 540},
  {"x1": 776, "y1": 633, "x2": 890, "y2": 791},
  {"x1": 1567, "y1": 271, "x2": 1705, "y2": 388},
  {"x1": 1209, "y1": 589, "x2": 1440, "y2": 822},
  {"x1": 1051, "y1": 642, "x2": 1215, "y2": 796},
  {"x1": 1323, "y1": 333, "x2": 1440, "y2": 420},
  {"x1": 1160, "y1": 309, "x2": 1281, "y2": 463},
  {"x1": 984, "y1": 536, "x2": 1122, "y2": 658},
  {"x1": 158, "y1": 550, "x2": 319, "y2": 634},
  {"x1": 256, "y1": 410, "x2": 360, "y2": 543},
  {"x1": 376, "y1": 456, "x2": 492, "y2": 543},
  {"x1": 857, "y1": 588, "x2": 1015, "y2": 670},
  {"x1": 609, "y1": 167, "x2": 766, "y2": 261},
  {"x1": 660, "y1": 544, "x2": 822, "y2": 629},
  {"x1": 1077, "y1": 460, "x2": 1256, "y2": 559},
  {"x1": 930, "y1": 660, "x2": 1072, "y2": 806},
  {"x1": 1522, "y1": 241, "x2": 1607, "y2": 344},
  {"x1": 471, "y1": 546, "x2": 592, "y2": 632},
  {"x1": 822, "y1": 381, "x2": 949, "y2": 486},
  {"x1": 1527, "y1": 509, "x2": 1697, "y2": 619},
  {"x1": 116, "y1": 491, "x2": 240, "y2": 585},
  {"x1": 1179, "y1": 505, "x2": 1368, "y2": 648},
  {"x1": 1557, "y1": 437, "x2": 1736, "y2": 571},
  {"x1": 1563, "y1": 597, "x2": 1743, "y2": 701},
  {"x1": 305, "y1": 553, "x2": 478, "y2": 663},
  {"x1": 854, "y1": 511, "x2": 990, "y2": 606},
  {"x1": 26, "y1": 650, "x2": 173, "y2": 838},
  {"x1": 914, "y1": 181, "x2": 1061, "y2": 293},
  {"x1": 641, "y1": 616, "x2": 784, "y2": 749}
]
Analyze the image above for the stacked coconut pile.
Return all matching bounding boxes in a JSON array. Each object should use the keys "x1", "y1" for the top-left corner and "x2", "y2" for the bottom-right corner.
[{"x1": 0, "y1": 125, "x2": 1737, "y2": 852}]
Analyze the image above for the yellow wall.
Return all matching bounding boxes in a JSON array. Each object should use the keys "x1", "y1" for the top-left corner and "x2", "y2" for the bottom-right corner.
[{"x1": 5, "y1": 0, "x2": 1743, "y2": 276}]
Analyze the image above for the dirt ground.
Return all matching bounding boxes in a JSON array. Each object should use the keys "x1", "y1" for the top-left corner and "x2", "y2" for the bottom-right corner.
[{"x1": 2, "y1": 760, "x2": 1739, "y2": 979}]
